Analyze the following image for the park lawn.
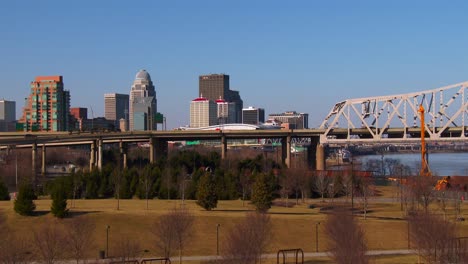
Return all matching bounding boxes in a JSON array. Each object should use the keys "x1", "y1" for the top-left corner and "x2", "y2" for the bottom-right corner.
[{"x1": 0, "y1": 185, "x2": 467, "y2": 261}]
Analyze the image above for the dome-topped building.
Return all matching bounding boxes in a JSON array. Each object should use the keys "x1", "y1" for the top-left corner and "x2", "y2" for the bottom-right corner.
[
  {"x1": 129, "y1": 69, "x2": 157, "y2": 131},
  {"x1": 135, "y1": 69, "x2": 151, "y2": 81}
]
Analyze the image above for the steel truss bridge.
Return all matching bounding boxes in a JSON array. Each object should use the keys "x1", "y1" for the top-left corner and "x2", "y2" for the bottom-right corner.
[{"x1": 320, "y1": 81, "x2": 468, "y2": 144}]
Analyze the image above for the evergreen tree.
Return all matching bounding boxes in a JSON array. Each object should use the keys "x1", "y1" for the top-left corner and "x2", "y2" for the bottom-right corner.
[
  {"x1": 85, "y1": 169, "x2": 100, "y2": 199},
  {"x1": 0, "y1": 177, "x2": 10, "y2": 201},
  {"x1": 51, "y1": 181, "x2": 68, "y2": 218},
  {"x1": 251, "y1": 173, "x2": 274, "y2": 212},
  {"x1": 14, "y1": 181, "x2": 36, "y2": 216},
  {"x1": 196, "y1": 172, "x2": 218, "y2": 210}
]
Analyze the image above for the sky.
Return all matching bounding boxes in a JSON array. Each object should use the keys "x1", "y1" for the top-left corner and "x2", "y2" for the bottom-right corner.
[{"x1": 1, "y1": 0, "x2": 468, "y2": 129}]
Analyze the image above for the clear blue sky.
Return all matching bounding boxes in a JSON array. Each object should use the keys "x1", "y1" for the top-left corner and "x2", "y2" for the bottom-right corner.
[{"x1": 1, "y1": 0, "x2": 468, "y2": 128}]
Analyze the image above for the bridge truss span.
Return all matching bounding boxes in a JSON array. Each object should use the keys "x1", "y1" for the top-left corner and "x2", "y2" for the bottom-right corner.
[{"x1": 320, "y1": 81, "x2": 468, "y2": 143}]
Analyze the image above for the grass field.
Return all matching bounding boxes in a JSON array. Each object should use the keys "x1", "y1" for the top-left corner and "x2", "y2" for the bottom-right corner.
[{"x1": 0, "y1": 185, "x2": 467, "y2": 263}]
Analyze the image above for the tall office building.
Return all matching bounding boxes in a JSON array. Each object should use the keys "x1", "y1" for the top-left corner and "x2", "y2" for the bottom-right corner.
[
  {"x1": 190, "y1": 97, "x2": 217, "y2": 128},
  {"x1": 199, "y1": 74, "x2": 243, "y2": 123},
  {"x1": 242, "y1": 106, "x2": 265, "y2": 125},
  {"x1": 133, "y1": 97, "x2": 154, "y2": 131},
  {"x1": 104, "y1": 93, "x2": 129, "y2": 130},
  {"x1": 268, "y1": 111, "x2": 309, "y2": 129},
  {"x1": 0, "y1": 100, "x2": 16, "y2": 132},
  {"x1": 19, "y1": 76, "x2": 70, "y2": 131},
  {"x1": 216, "y1": 99, "x2": 236, "y2": 125},
  {"x1": 0, "y1": 100, "x2": 15, "y2": 122},
  {"x1": 129, "y1": 70, "x2": 156, "y2": 131}
]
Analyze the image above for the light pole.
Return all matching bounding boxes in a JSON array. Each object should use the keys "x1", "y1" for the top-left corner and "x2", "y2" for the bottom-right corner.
[
  {"x1": 182, "y1": 174, "x2": 192, "y2": 205},
  {"x1": 407, "y1": 220, "x2": 410, "y2": 249},
  {"x1": 15, "y1": 149, "x2": 18, "y2": 192},
  {"x1": 216, "y1": 224, "x2": 221, "y2": 256},
  {"x1": 315, "y1": 222, "x2": 320, "y2": 252},
  {"x1": 399, "y1": 165, "x2": 403, "y2": 211},
  {"x1": 351, "y1": 159, "x2": 354, "y2": 210},
  {"x1": 106, "y1": 225, "x2": 110, "y2": 258}
]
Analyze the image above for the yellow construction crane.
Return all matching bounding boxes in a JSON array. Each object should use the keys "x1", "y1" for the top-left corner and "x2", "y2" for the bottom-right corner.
[{"x1": 419, "y1": 104, "x2": 431, "y2": 176}]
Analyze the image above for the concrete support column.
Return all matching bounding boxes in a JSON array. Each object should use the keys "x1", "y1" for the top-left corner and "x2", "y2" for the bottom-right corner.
[
  {"x1": 150, "y1": 138, "x2": 155, "y2": 164},
  {"x1": 98, "y1": 139, "x2": 103, "y2": 171},
  {"x1": 316, "y1": 143, "x2": 326, "y2": 171},
  {"x1": 308, "y1": 137, "x2": 323, "y2": 170},
  {"x1": 150, "y1": 138, "x2": 168, "y2": 164},
  {"x1": 281, "y1": 136, "x2": 292, "y2": 168},
  {"x1": 41, "y1": 145, "x2": 46, "y2": 176},
  {"x1": 221, "y1": 135, "x2": 227, "y2": 160},
  {"x1": 32, "y1": 142, "x2": 37, "y2": 183},
  {"x1": 119, "y1": 140, "x2": 127, "y2": 169},
  {"x1": 90, "y1": 141, "x2": 96, "y2": 171}
]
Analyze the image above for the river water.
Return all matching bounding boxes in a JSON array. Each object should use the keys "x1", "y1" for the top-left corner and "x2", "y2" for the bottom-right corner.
[{"x1": 356, "y1": 152, "x2": 468, "y2": 176}]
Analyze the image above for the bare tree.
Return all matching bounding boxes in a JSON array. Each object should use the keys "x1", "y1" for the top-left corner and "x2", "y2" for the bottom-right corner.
[
  {"x1": 239, "y1": 168, "x2": 252, "y2": 207},
  {"x1": 222, "y1": 212, "x2": 272, "y2": 264},
  {"x1": 279, "y1": 174, "x2": 292, "y2": 207},
  {"x1": 152, "y1": 208, "x2": 194, "y2": 263},
  {"x1": 314, "y1": 172, "x2": 329, "y2": 202},
  {"x1": 356, "y1": 177, "x2": 375, "y2": 220},
  {"x1": 288, "y1": 165, "x2": 309, "y2": 205},
  {"x1": 32, "y1": 219, "x2": 66, "y2": 264},
  {"x1": 408, "y1": 211, "x2": 459, "y2": 263},
  {"x1": 342, "y1": 170, "x2": 353, "y2": 204},
  {"x1": 401, "y1": 182, "x2": 417, "y2": 215},
  {"x1": 152, "y1": 214, "x2": 175, "y2": 259},
  {"x1": 324, "y1": 207, "x2": 368, "y2": 264},
  {"x1": 450, "y1": 191, "x2": 463, "y2": 220},
  {"x1": 63, "y1": 216, "x2": 96, "y2": 264},
  {"x1": 0, "y1": 213, "x2": 30, "y2": 264},
  {"x1": 0, "y1": 230, "x2": 31, "y2": 264},
  {"x1": 141, "y1": 165, "x2": 155, "y2": 209},
  {"x1": 177, "y1": 166, "x2": 189, "y2": 205},
  {"x1": 412, "y1": 176, "x2": 436, "y2": 212},
  {"x1": 327, "y1": 175, "x2": 343, "y2": 204},
  {"x1": 111, "y1": 167, "x2": 123, "y2": 210},
  {"x1": 0, "y1": 212, "x2": 5, "y2": 232},
  {"x1": 162, "y1": 167, "x2": 173, "y2": 200},
  {"x1": 112, "y1": 234, "x2": 142, "y2": 261}
]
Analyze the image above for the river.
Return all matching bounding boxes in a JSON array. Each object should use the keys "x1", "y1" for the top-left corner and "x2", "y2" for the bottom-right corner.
[{"x1": 356, "y1": 152, "x2": 468, "y2": 176}]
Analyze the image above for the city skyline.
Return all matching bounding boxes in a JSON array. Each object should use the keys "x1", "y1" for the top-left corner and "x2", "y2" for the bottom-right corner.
[{"x1": 1, "y1": 1, "x2": 468, "y2": 129}]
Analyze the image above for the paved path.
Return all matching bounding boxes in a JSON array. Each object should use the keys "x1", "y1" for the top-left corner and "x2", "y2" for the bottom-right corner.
[
  {"x1": 76, "y1": 249, "x2": 414, "y2": 263},
  {"x1": 180, "y1": 249, "x2": 414, "y2": 261}
]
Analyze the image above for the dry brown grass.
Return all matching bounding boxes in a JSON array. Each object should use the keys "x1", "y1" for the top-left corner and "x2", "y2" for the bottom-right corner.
[{"x1": 0, "y1": 185, "x2": 467, "y2": 262}]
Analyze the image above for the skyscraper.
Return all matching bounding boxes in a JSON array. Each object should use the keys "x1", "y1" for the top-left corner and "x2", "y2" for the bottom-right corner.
[
  {"x1": 19, "y1": 76, "x2": 70, "y2": 131},
  {"x1": 104, "y1": 93, "x2": 129, "y2": 129},
  {"x1": 0, "y1": 100, "x2": 15, "y2": 122},
  {"x1": 199, "y1": 74, "x2": 243, "y2": 123},
  {"x1": 216, "y1": 99, "x2": 236, "y2": 125},
  {"x1": 0, "y1": 100, "x2": 16, "y2": 132},
  {"x1": 190, "y1": 97, "x2": 217, "y2": 128},
  {"x1": 242, "y1": 106, "x2": 265, "y2": 125},
  {"x1": 129, "y1": 70, "x2": 157, "y2": 131}
]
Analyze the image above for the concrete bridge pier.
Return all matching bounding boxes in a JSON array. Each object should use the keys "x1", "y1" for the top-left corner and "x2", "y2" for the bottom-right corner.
[
  {"x1": 281, "y1": 135, "x2": 292, "y2": 168},
  {"x1": 32, "y1": 142, "x2": 37, "y2": 184},
  {"x1": 221, "y1": 135, "x2": 227, "y2": 160},
  {"x1": 97, "y1": 139, "x2": 103, "y2": 171},
  {"x1": 307, "y1": 137, "x2": 326, "y2": 170},
  {"x1": 150, "y1": 138, "x2": 168, "y2": 163},
  {"x1": 119, "y1": 140, "x2": 127, "y2": 169},
  {"x1": 89, "y1": 141, "x2": 96, "y2": 171},
  {"x1": 41, "y1": 145, "x2": 46, "y2": 176},
  {"x1": 316, "y1": 143, "x2": 326, "y2": 170}
]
